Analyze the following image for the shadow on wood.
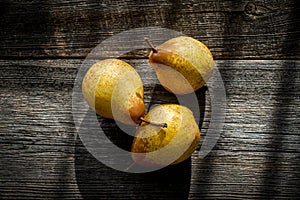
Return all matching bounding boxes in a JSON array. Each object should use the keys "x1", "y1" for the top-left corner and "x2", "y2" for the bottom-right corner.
[
  {"x1": 260, "y1": 3, "x2": 299, "y2": 197},
  {"x1": 75, "y1": 136, "x2": 191, "y2": 200}
]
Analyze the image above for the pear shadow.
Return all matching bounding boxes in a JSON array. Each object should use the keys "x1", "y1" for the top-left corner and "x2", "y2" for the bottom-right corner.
[
  {"x1": 75, "y1": 84, "x2": 207, "y2": 199},
  {"x1": 97, "y1": 117, "x2": 135, "y2": 152},
  {"x1": 75, "y1": 113, "x2": 191, "y2": 200}
]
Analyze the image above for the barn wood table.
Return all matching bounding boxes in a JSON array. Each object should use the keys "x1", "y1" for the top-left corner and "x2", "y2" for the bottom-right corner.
[{"x1": 0, "y1": 1, "x2": 299, "y2": 199}]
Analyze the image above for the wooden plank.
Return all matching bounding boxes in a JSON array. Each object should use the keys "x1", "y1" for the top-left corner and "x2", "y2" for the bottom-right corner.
[
  {"x1": 0, "y1": 0, "x2": 299, "y2": 59},
  {"x1": 0, "y1": 59, "x2": 299, "y2": 199}
]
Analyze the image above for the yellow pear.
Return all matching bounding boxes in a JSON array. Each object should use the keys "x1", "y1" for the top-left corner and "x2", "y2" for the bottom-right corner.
[
  {"x1": 131, "y1": 104, "x2": 200, "y2": 166},
  {"x1": 146, "y1": 36, "x2": 214, "y2": 94},
  {"x1": 82, "y1": 59, "x2": 145, "y2": 125}
]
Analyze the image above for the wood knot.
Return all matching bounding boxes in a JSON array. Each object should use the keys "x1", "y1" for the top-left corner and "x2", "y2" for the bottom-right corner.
[
  {"x1": 244, "y1": 3, "x2": 257, "y2": 15},
  {"x1": 244, "y1": 2, "x2": 275, "y2": 18}
]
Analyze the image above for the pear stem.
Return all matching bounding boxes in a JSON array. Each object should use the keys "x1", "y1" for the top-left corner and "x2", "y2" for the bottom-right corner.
[
  {"x1": 139, "y1": 117, "x2": 167, "y2": 128},
  {"x1": 144, "y1": 38, "x2": 157, "y2": 53}
]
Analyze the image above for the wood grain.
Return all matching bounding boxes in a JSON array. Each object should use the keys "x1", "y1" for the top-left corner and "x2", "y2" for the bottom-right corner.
[
  {"x1": 1, "y1": 0, "x2": 299, "y2": 199},
  {"x1": 1, "y1": 59, "x2": 299, "y2": 199},
  {"x1": 0, "y1": 0, "x2": 299, "y2": 59}
]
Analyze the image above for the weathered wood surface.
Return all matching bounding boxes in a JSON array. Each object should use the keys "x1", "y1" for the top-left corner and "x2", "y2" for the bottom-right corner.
[
  {"x1": 0, "y1": 0, "x2": 299, "y2": 59},
  {"x1": 1, "y1": 59, "x2": 299, "y2": 199},
  {"x1": 1, "y1": 0, "x2": 300, "y2": 199}
]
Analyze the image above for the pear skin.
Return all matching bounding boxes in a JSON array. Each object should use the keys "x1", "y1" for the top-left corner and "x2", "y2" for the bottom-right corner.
[
  {"x1": 148, "y1": 36, "x2": 214, "y2": 94},
  {"x1": 82, "y1": 59, "x2": 145, "y2": 125},
  {"x1": 131, "y1": 104, "x2": 200, "y2": 166}
]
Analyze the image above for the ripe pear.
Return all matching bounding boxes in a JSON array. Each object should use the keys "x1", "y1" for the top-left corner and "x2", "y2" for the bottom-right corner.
[
  {"x1": 82, "y1": 59, "x2": 145, "y2": 125},
  {"x1": 131, "y1": 104, "x2": 200, "y2": 166},
  {"x1": 146, "y1": 36, "x2": 214, "y2": 94}
]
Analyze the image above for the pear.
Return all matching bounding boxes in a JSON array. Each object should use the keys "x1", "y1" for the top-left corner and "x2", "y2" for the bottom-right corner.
[
  {"x1": 146, "y1": 36, "x2": 214, "y2": 94},
  {"x1": 82, "y1": 59, "x2": 145, "y2": 125},
  {"x1": 131, "y1": 104, "x2": 200, "y2": 166}
]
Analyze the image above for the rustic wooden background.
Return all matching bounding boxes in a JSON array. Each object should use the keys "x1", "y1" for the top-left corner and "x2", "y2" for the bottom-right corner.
[{"x1": 0, "y1": 0, "x2": 299, "y2": 199}]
